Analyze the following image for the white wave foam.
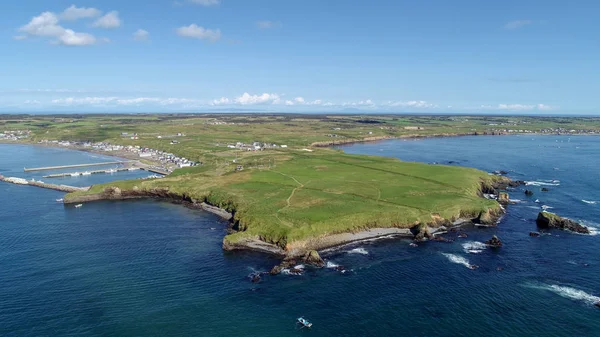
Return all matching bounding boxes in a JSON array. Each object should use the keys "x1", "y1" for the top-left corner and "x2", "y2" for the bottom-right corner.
[
  {"x1": 526, "y1": 181, "x2": 560, "y2": 187},
  {"x1": 441, "y1": 253, "x2": 471, "y2": 268},
  {"x1": 325, "y1": 261, "x2": 339, "y2": 268},
  {"x1": 582, "y1": 200, "x2": 597, "y2": 205},
  {"x1": 541, "y1": 205, "x2": 554, "y2": 211},
  {"x1": 348, "y1": 248, "x2": 369, "y2": 255},
  {"x1": 541, "y1": 284, "x2": 600, "y2": 305},
  {"x1": 462, "y1": 241, "x2": 487, "y2": 254},
  {"x1": 509, "y1": 199, "x2": 523, "y2": 203}
]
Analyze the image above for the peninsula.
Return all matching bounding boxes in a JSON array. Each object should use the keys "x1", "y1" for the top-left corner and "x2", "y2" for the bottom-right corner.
[{"x1": 3, "y1": 114, "x2": 598, "y2": 258}]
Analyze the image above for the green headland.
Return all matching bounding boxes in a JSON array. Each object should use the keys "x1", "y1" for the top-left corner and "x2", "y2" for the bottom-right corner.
[{"x1": 3, "y1": 114, "x2": 599, "y2": 256}]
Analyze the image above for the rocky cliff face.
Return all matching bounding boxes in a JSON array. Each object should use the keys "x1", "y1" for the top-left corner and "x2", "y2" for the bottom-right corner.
[{"x1": 536, "y1": 212, "x2": 590, "y2": 234}]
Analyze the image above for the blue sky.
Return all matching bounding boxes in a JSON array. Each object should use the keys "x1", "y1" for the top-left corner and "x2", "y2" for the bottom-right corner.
[{"x1": 0, "y1": 0, "x2": 598, "y2": 114}]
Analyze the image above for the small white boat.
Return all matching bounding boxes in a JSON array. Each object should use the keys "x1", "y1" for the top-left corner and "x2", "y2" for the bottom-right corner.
[
  {"x1": 296, "y1": 317, "x2": 312, "y2": 329},
  {"x1": 74, "y1": 204, "x2": 83, "y2": 208},
  {"x1": 56, "y1": 198, "x2": 64, "y2": 202}
]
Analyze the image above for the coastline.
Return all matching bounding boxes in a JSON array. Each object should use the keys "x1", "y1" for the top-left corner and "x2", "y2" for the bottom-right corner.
[{"x1": 2, "y1": 135, "x2": 510, "y2": 260}]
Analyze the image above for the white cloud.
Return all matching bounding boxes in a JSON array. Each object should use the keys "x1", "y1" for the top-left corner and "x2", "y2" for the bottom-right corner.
[
  {"x1": 176, "y1": 24, "x2": 221, "y2": 42},
  {"x1": 188, "y1": 0, "x2": 221, "y2": 6},
  {"x1": 19, "y1": 12, "x2": 64, "y2": 37},
  {"x1": 61, "y1": 5, "x2": 102, "y2": 21},
  {"x1": 294, "y1": 97, "x2": 305, "y2": 104},
  {"x1": 18, "y1": 11, "x2": 97, "y2": 46},
  {"x1": 51, "y1": 96, "x2": 202, "y2": 106},
  {"x1": 387, "y1": 100, "x2": 437, "y2": 108},
  {"x1": 211, "y1": 97, "x2": 230, "y2": 105},
  {"x1": 285, "y1": 100, "x2": 294, "y2": 106},
  {"x1": 92, "y1": 11, "x2": 121, "y2": 29},
  {"x1": 235, "y1": 92, "x2": 280, "y2": 105},
  {"x1": 256, "y1": 21, "x2": 282, "y2": 29},
  {"x1": 57, "y1": 30, "x2": 97, "y2": 46},
  {"x1": 13, "y1": 35, "x2": 27, "y2": 40},
  {"x1": 479, "y1": 103, "x2": 558, "y2": 111},
  {"x1": 133, "y1": 29, "x2": 149, "y2": 41},
  {"x1": 504, "y1": 20, "x2": 532, "y2": 30}
]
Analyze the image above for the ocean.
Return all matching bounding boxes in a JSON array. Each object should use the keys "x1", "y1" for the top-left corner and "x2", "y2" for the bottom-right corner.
[{"x1": 1, "y1": 136, "x2": 599, "y2": 336}]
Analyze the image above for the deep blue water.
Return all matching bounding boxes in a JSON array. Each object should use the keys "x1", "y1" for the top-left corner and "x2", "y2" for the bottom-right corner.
[{"x1": 1, "y1": 136, "x2": 599, "y2": 336}]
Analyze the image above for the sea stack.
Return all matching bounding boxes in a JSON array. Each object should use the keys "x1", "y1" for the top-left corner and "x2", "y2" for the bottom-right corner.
[{"x1": 536, "y1": 212, "x2": 590, "y2": 234}]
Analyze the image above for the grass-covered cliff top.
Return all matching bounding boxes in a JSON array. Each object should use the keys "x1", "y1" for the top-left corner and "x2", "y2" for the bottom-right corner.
[{"x1": 67, "y1": 148, "x2": 501, "y2": 249}]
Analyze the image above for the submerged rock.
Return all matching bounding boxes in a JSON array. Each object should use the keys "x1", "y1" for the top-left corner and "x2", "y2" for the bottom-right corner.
[
  {"x1": 536, "y1": 212, "x2": 590, "y2": 234},
  {"x1": 595, "y1": 302, "x2": 600, "y2": 308},
  {"x1": 541, "y1": 187, "x2": 550, "y2": 192},
  {"x1": 529, "y1": 232, "x2": 541, "y2": 237},
  {"x1": 485, "y1": 235, "x2": 503, "y2": 248},
  {"x1": 525, "y1": 190, "x2": 534, "y2": 196},
  {"x1": 458, "y1": 233, "x2": 468, "y2": 238}
]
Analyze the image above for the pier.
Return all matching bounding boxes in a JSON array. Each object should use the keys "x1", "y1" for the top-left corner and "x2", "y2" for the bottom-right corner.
[
  {"x1": 24, "y1": 161, "x2": 132, "y2": 172},
  {"x1": 43, "y1": 167, "x2": 138, "y2": 178},
  {"x1": 0, "y1": 175, "x2": 89, "y2": 193}
]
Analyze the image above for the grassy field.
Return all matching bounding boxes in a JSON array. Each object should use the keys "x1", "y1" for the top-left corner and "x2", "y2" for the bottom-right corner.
[{"x1": 6, "y1": 113, "x2": 597, "y2": 252}]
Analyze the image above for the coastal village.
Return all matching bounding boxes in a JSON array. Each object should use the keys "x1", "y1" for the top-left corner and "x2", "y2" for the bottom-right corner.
[
  {"x1": 36, "y1": 139, "x2": 198, "y2": 173},
  {"x1": 0, "y1": 130, "x2": 31, "y2": 141}
]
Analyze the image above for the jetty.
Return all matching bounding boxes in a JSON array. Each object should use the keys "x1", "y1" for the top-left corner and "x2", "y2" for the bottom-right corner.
[
  {"x1": 43, "y1": 167, "x2": 138, "y2": 178},
  {"x1": 24, "y1": 161, "x2": 132, "y2": 172},
  {"x1": 0, "y1": 175, "x2": 89, "y2": 193}
]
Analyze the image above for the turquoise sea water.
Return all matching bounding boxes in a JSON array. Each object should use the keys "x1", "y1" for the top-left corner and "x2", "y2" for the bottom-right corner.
[{"x1": 1, "y1": 136, "x2": 599, "y2": 336}]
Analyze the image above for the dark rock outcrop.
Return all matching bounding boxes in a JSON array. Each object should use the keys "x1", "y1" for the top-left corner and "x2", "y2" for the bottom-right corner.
[
  {"x1": 529, "y1": 232, "x2": 541, "y2": 237},
  {"x1": 541, "y1": 187, "x2": 550, "y2": 192},
  {"x1": 485, "y1": 235, "x2": 503, "y2": 248},
  {"x1": 303, "y1": 250, "x2": 325, "y2": 268},
  {"x1": 498, "y1": 192, "x2": 510, "y2": 204},
  {"x1": 525, "y1": 190, "x2": 534, "y2": 196},
  {"x1": 474, "y1": 209, "x2": 499, "y2": 226},
  {"x1": 411, "y1": 224, "x2": 433, "y2": 241},
  {"x1": 270, "y1": 259, "x2": 297, "y2": 275},
  {"x1": 536, "y1": 212, "x2": 590, "y2": 234},
  {"x1": 595, "y1": 302, "x2": 600, "y2": 308}
]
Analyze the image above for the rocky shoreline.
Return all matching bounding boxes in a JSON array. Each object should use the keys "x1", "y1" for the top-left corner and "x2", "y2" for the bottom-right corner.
[{"x1": 64, "y1": 175, "x2": 514, "y2": 266}]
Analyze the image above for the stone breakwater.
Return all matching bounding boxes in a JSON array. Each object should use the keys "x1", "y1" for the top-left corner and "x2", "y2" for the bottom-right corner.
[{"x1": 0, "y1": 175, "x2": 88, "y2": 193}]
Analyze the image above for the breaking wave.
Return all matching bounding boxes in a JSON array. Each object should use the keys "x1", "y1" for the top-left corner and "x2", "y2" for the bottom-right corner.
[
  {"x1": 325, "y1": 261, "x2": 339, "y2": 268},
  {"x1": 581, "y1": 200, "x2": 597, "y2": 205},
  {"x1": 441, "y1": 253, "x2": 471, "y2": 268},
  {"x1": 462, "y1": 241, "x2": 487, "y2": 254},
  {"x1": 348, "y1": 248, "x2": 369, "y2": 255},
  {"x1": 541, "y1": 205, "x2": 554, "y2": 211},
  {"x1": 526, "y1": 181, "x2": 560, "y2": 187}
]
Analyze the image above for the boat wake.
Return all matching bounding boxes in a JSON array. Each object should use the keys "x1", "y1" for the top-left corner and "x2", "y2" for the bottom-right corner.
[
  {"x1": 581, "y1": 200, "x2": 597, "y2": 205},
  {"x1": 462, "y1": 241, "x2": 487, "y2": 254},
  {"x1": 347, "y1": 248, "x2": 369, "y2": 255},
  {"x1": 533, "y1": 283, "x2": 600, "y2": 306},
  {"x1": 441, "y1": 253, "x2": 472, "y2": 268}
]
